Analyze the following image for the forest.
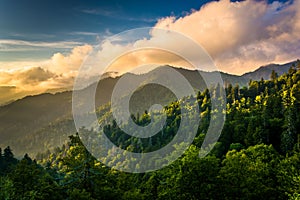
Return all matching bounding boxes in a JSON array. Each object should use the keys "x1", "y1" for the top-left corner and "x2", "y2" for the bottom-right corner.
[{"x1": 1, "y1": 63, "x2": 300, "y2": 199}]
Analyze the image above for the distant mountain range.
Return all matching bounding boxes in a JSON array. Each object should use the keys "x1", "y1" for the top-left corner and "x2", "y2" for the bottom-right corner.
[
  {"x1": 0, "y1": 60, "x2": 298, "y2": 157},
  {"x1": 243, "y1": 61, "x2": 298, "y2": 81}
]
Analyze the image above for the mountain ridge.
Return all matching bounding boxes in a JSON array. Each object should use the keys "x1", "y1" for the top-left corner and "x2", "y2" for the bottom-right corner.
[
  {"x1": 1, "y1": 60, "x2": 298, "y2": 106},
  {"x1": 242, "y1": 60, "x2": 298, "y2": 80},
  {"x1": 0, "y1": 60, "x2": 298, "y2": 157}
]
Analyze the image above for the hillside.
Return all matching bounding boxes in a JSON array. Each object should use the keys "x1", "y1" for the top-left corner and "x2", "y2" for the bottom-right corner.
[
  {"x1": 1, "y1": 63, "x2": 300, "y2": 199},
  {"x1": 0, "y1": 62, "x2": 297, "y2": 157},
  {"x1": 242, "y1": 60, "x2": 299, "y2": 80}
]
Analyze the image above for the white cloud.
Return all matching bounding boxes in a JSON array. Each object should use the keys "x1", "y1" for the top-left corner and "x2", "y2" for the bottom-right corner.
[
  {"x1": 153, "y1": 0, "x2": 300, "y2": 74},
  {"x1": 46, "y1": 44, "x2": 93, "y2": 74},
  {"x1": 0, "y1": 39, "x2": 83, "y2": 49}
]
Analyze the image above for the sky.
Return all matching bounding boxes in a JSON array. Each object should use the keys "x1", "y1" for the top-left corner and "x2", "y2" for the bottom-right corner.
[
  {"x1": 0, "y1": 0, "x2": 209, "y2": 62},
  {"x1": 0, "y1": 0, "x2": 299, "y2": 104}
]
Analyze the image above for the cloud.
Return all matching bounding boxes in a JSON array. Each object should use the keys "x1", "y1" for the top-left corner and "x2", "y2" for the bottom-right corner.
[
  {"x1": 46, "y1": 44, "x2": 93, "y2": 74},
  {"x1": 0, "y1": 40, "x2": 83, "y2": 49},
  {"x1": 0, "y1": 45, "x2": 93, "y2": 104},
  {"x1": 80, "y1": 8, "x2": 116, "y2": 17},
  {"x1": 81, "y1": 0, "x2": 300, "y2": 76},
  {"x1": 1, "y1": 0, "x2": 300, "y2": 104},
  {"x1": 0, "y1": 86, "x2": 23, "y2": 105},
  {"x1": 18, "y1": 67, "x2": 55, "y2": 84},
  {"x1": 0, "y1": 67, "x2": 54, "y2": 87},
  {"x1": 123, "y1": 16, "x2": 158, "y2": 23},
  {"x1": 0, "y1": 44, "x2": 92, "y2": 85},
  {"x1": 80, "y1": 7, "x2": 157, "y2": 23},
  {"x1": 0, "y1": 67, "x2": 57, "y2": 104},
  {"x1": 153, "y1": 0, "x2": 300, "y2": 74},
  {"x1": 4, "y1": 0, "x2": 298, "y2": 78},
  {"x1": 103, "y1": 48, "x2": 194, "y2": 74},
  {"x1": 70, "y1": 32, "x2": 99, "y2": 36}
]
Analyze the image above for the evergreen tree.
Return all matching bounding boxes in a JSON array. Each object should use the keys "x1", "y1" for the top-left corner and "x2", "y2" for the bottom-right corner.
[{"x1": 271, "y1": 70, "x2": 278, "y2": 81}]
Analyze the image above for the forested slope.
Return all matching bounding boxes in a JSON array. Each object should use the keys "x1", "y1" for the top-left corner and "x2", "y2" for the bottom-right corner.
[{"x1": 1, "y1": 62, "x2": 300, "y2": 199}]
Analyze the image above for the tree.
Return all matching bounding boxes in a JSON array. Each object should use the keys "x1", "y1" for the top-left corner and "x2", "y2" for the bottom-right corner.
[
  {"x1": 271, "y1": 70, "x2": 278, "y2": 81},
  {"x1": 7, "y1": 154, "x2": 62, "y2": 199},
  {"x1": 157, "y1": 145, "x2": 220, "y2": 199},
  {"x1": 277, "y1": 152, "x2": 300, "y2": 198},
  {"x1": 281, "y1": 90, "x2": 297, "y2": 154},
  {"x1": 3, "y1": 146, "x2": 14, "y2": 161},
  {"x1": 219, "y1": 144, "x2": 282, "y2": 199},
  {"x1": 0, "y1": 146, "x2": 17, "y2": 175},
  {"x1": 297, "y1": 59, "x2": 300, "y2": 71},
  {"x1": 61, "y1": 134, "x2": 118, "y2": 199}
]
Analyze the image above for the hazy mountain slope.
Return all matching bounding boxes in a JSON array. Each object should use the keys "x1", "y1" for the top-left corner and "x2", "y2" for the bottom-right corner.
[
  {"x1": 242, "y1": 61, "x2": 298, "y2": 81},
  {"x1": 0, "y1": 92, "x2": 72, "y2": 157},
  {"x1": 0, "y1": 62, "x2": 296, "y2": 157}
]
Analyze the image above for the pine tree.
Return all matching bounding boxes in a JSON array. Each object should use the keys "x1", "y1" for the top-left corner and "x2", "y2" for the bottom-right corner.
[
  {"x1": 297, "y1": 60, "x2": 300, "y2": 71},
  {"x1": 271, "y1": 70, "x2": 278, "y2": 81}
]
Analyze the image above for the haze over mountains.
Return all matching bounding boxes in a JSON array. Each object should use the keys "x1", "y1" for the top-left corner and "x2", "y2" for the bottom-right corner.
[{"x1": 0, "y1": 60, "x2": 298, "y2": 157}]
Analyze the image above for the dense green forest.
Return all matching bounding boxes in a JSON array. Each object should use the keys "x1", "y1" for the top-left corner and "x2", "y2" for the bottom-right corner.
[{"x1": 1, "y1": 63, "x2": 300, "y2": 199}]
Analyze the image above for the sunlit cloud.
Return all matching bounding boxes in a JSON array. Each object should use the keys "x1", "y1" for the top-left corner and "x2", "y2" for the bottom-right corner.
[
  {"x1": 45, "y1": 44, "x2": 93, "y2": 74},
  {"x1": 153, "y1": 0, "x2": 300, "y2": 74},
  {"x1": 0, "y1": 45, "x2": 93, "y2": 104},
  {"x1": 77, "y1": 0, "x2": 300, "y2": 75},
  {"x1": 1, "y1": 0, "x2": 300, "y2": 104}
]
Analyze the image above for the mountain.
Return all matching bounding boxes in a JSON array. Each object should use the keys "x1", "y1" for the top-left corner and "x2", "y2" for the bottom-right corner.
[
  {"x1": 0, "y1": 86, "x2": 34, "y2": 106},
  {"x1": 0, "y1": 61, "x2": 297, "y2": 157},
  {"x1": 242, "y1": 60, "x2": 298, "y2": 81}
]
